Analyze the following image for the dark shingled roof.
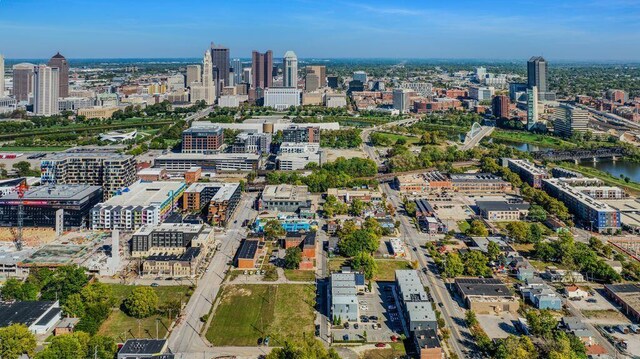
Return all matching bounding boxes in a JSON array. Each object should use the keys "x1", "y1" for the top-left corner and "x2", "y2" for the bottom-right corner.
[
  {"x1": 237, "y1": 239, "x2": 259, "y2": 259},
  {"x1": 0, "y1": 301, "x2": 57, "y2": 327}
]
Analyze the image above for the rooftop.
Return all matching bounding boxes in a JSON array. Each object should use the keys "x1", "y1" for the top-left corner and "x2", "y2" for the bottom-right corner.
[
  {"x1": 413, "y1": 329, "x2": 441, "y2": 350},
  {"x1": 146, "y1": 247, "x2": 201, "y2": 262},
  {"x1": 184, "y1": 182, "x2": 240, "y2": 201},
  {"x1": 237, "y1": 239, "x2": 260, "y2": 259},
  {"x1": 0, "y1": 301, "x2": 58, "y2": 327},
  {"x1": 455, "y1": 277, "x2": 514, "y2": 298},
  {"x1": 134, "y1": 223, "x2": 204, "y2": 236},
  {"x1": 119, "y1": 339, "x2": 168, "y2": 356},
  {"x1": 543, "y1": 178, "x2": 619, "y2": 213},
  {"x1": 100, "y1": 181, "x2": 184, "y2": 207},
  {"x1": 262, "y1": 184, "x2": 310, "y2": 202},
  {"x1": 450, "y1": 173, "x2": 506, "y2": 183},
  {"x1": 476, "y1": 200, "x2": 530, "y2": 212},
  {"x1": 0, "y1": 184, "x2": 102, "y2": 202},
  {"x1": 155, "y1": 152, "x2": 260, "y2": 161}
]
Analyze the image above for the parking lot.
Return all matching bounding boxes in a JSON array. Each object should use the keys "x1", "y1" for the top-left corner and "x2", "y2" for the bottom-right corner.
[
  {"x1": 332, "y1": 282, "x2": 403, "y2": 343},
  {"x1": 477, "y1": 313, "x2": 520, "y2": 339}
]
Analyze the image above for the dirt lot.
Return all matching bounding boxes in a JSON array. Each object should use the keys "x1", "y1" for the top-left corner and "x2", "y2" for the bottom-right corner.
[{"x1": 325, "y1": 148, "x2": 368, "y2": 162}]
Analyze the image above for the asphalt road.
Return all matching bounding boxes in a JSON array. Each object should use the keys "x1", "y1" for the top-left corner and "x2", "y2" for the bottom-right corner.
[
  {"x1": 168, "y1": 192, "x2": 259, "y2": 358},
  {"x1": 380, "y1": 182, "x2": 469, "y2": 359}
]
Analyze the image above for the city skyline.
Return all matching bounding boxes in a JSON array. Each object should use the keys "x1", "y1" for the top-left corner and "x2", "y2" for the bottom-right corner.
[{"x1": 1, "y1": 0, "x2": 640, "y2": 61}]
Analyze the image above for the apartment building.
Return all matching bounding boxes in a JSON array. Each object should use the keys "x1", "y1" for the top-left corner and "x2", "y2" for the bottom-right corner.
[{"x1": 40, "y1": 151, "x2": 137, "y2": 200}]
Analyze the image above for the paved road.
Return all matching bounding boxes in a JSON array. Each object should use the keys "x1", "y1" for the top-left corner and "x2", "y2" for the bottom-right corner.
[
  {"x1": 460, "y1": 126, "x2": 494, "y2": 150},
  {"x1": 565, "y1": 298, "x2": 623, "y2": 358},
  {"x1": 168, "y1": 193, "x2": 258, "y2": 358},
  {"x1": 380, "y1": 183, "x2": 469, "y2": 359}
]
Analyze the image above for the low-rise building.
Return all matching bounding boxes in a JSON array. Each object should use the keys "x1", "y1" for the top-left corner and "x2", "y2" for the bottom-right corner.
[
  {"x1": 142, "y1": 247, "x2": 202, "y2": 278},
  {"x1": 454, "y1": 277, "x2": 519, "y2": 314},
  {"x1": 604, "y1": 283, "x2": 640, "y2": 322},
  {"x1": 330, "y1": 272, "x2": 361, "y2": 322},
  {"x1": 520, "y1": 278, "x2": 562, "y2": 310},
  {"x1": 77, "y1": 106, "x2": 119, "y2": 119},
  {"x1": 476, "y1": 200, "x2": 530, "y2": 221},
  {"x1": 564, "y1": 285, "x2": 588, "y2": 299},
  {"x1": 0, "y1": 300, "x2": 61, "y2": 335},
  {"x1": 117, "y1": 339, "x2": 171, "y2": 359},
  {"x1": 450, "y1": 173, "x2": 512, "y2": 193},
  {"x1": 260, "y1": 184, "x2": 312, "y2": 213},
  {"x1": 236, "y1": 238, "x2": 264, "y2": 269},
  {"x1": 137, "y1": 168, "x2": 168, "y2": 182},
  {"x1": 326, "y1": 187, "x2": 383, "y2": 204},
  {"x1": 153, "y1": 153, "x2": 261, "y2": 172},
  {"x1": 413, "y1": 329, "x2": 443, "y2": 359},
  {"x1": 505, "y1": 159, "x2": 549, "y2": 189}
]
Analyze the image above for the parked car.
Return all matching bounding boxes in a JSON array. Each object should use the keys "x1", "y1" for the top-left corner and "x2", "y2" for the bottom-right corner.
[
  {"x1": 150, "y1": 283, "x2": 159, "y2": 287},
  {"x1": 343, "y1": 334, "x2": 349, "y2": 341},
  {"x1": 369, "y1": 316, "x2": 379, "y2": 321},
  {"x1": 375, "y1": 343, "x2": 386, "y2": 348}
]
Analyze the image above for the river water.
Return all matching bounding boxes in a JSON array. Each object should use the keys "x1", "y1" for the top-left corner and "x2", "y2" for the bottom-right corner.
[{"x1": 496, "y1": 139, "x2": 640, "y2": 183}]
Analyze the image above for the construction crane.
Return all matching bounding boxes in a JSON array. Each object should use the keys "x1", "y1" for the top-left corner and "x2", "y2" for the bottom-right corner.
[{"x1": 13, "y1": 181, "x2": 28, "y2": 251}]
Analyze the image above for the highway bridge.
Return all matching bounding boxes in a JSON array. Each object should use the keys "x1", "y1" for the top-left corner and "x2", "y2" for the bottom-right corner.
[
  {"x1": 460, "y1": 123, "x2": 495, "y2": 150},
  {"x1": 531, "y1": 147, "x2": 627, "y2": 162}
]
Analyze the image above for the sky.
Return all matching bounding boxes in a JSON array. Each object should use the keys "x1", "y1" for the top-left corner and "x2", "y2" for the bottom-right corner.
[{"x1": 1, "y1": 0, "x2": 640, "y2": 61}]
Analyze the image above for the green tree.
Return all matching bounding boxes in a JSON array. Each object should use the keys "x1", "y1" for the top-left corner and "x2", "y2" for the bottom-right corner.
[
  {"x1": 0, "y1": 324, "x2": 37, "y2": 359},
  {"x1": 122, "y1": 287, "x2": 159, "y2": 318},
  {"x1": 40, "y1": 265, "x2": 89, "y2": 304},
  {"x1": 495, "y1": 335, "x2": 538, "y2": 359},
  {"x1": 506, "y1": 221, "x2": 530, "y2": 243},
  {"x1": 487, "y1": 241, "x2": 501, "y2": 262},
  {"x1": 528, "y1": 223, "x2": 543, "y2": 243},
  {"x1": 463, "y1": 251, "x2": 492, "y2": 277},
  {"x1": 528, "y1": 205, "x2": 547, "y2": 222},
  {"x1": 348, "y1": 198, "x2": 366, "y2": 216},
  {"x1": 266, "y1": 338, "x2": 340, "y2": 359},
  {"x1": 264, "y1": 219, "x2": 286, "y2": 241},
  {"x1": 443, "y1": 252, "x2": 464, "y2": 278},
  {"x1": 467, "y1": 220, "x2": 489, "y2": 237},
  {"x1": 87, "y1": 335, "x2": 118, "y2": 359},
  {"x1": 284, "y1": 247, "x2": 302, "y2": 269},
  {"x1": 0, "y1": 278, "x2": 37, "y2": 301},
  {"x1": 526, "y1": 309, "x2": 557, "y2": 339},
  {"x1": 36, "y1": 332, "x2": 90, "y2": 359},
  {"x1": 12, "y1": 161, "x2": 36, "y2": 177},
  {"x1": 351, "y1": 252, "x2": 378, "y2": 280}
]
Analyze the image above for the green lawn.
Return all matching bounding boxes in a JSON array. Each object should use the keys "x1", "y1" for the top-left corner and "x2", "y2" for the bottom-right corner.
[
  {"x1": 374, "y1": 259, "x2": 413, "y2": 281},
  {"x1": 490, "y1": 131, "x2": 576, "y2": 149},
  {"x1": 206, "y1": 284, "x2": 316, "y2": 346},
  {"x1": 457, "y1": 220, "x2": 470, "y2": 233},
  {"x1": 98, "y1": 284, "x2": 192, "y2": 341},
  {"x1": 361, "y1": 342, "x2": 407, "y2": 359},
  {"x1": 284, "y1": 269, "x2": 316, "y2": 282},
  {"x1": 372, "y1": 131, "x2": 420, "y2": 145},
  {"x1": 328, "y1": 257, "x2": 350, "y2": 272},
  {"x1": 0, "y1": 146, "x2": 71, "y2": 152}
]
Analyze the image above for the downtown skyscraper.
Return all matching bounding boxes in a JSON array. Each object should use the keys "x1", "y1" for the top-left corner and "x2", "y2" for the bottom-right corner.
[
  {"x1": 527, "y1": 56, "x2": 555, "y2": 101},
  {"x1": 33, "y1": 64, "x2": 59, "y2": 116},
  {"x1": 0, "y1": 54, "x2": 4, "y2": 96},
  {"x1": 12, "y1": 63, "x2": 34, "y2": 102},
  {"x1": 48, "y1": 52, "x2": 69, "y2": 98},
  {"x1": 282, "y1": 51, "x2": 298, "y2": 88},
  {"x1": 231, "y1": 58, "x2": 242, "y2": 85},
  {"x1": 252, "y1": 50, "x2": 273, "y2": 90},
  {"x1": 210, "y1": 43, "x2": 229, "y2": 94},
  {"x1": 202, "y1": 50, "x2": 216, "y2": 105}
]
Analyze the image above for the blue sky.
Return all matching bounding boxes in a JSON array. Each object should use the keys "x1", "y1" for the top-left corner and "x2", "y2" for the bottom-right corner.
[{"x1": 1, "y1": 0, "x2": 639, "y2": 60}]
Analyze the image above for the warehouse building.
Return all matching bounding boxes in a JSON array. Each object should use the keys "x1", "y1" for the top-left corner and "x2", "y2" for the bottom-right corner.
[
  {"x1": 450, "y1": 173, "x2": 512, "y2": 193},
  {"x1": 260, "y1": 184, "x2": 312, "y2": 213},
  {"x1": 476, "y1": 200, "x2": 530, "y2": 221},
  {"x1": 455, "y1": 277, "x2": 519, "y2": 314},
  {"x1": 604, "y1": 283, "x2": 640, "y2": 322},
  {"x1": 504, "y1": 159, "x2": 549, "y2": 189},
  {"x1": 0, "y1": 300, "x2": 62, "y2": 335}
]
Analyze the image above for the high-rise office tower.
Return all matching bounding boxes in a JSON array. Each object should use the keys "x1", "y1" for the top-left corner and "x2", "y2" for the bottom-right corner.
[
  {"x1": 231, "y1": 58, "x2": 242, "y2": 84},
  {"x1": 526, "y1": 86, "x2": 539, "y2": 130},
  {"x1": 475, "y1": 67, "x2": 487, "y2": 82},
  {"x1": 526, "y1": 56, "x2": 556, "y2": 101},
  {"x1": 283, "y1": 51, "x2": 298, "y2": 88},
  {"x1": 0, "y1": 54, "x2": 4, "y2": 96},
  {"x1": 186, "y1": 65, "x2": 201, "y2": 87},
  {"x1": 202, "y1": 50, "x2": 216, "y2": 105},
  {"x1": 251, "y1": 50, "x2": 273, "y2": 90},
  {"x1": 210, "y1": 43, "x2": 229, "y2": 92},
  {"x1": 34, "y1": 65, "x2": 59, "y2": 116},
  {"x1": 304, "y1": 66, "x2": 326, "y2": 91},
  {"x1": 13, "y1": 63, "x2": 35, "y2": 102},
  {"x1": 553, "y1": 104, "x2": 588, "y2": 138},
  {"x1": 491, "y1": 95, "x2": 510, "y2": 119},
  {"x1": 243, "y1": 68, "x2": 252, "y2": 86},
  {"x1": 353, "y1": 71, "x2": 367, "y2": 84},
  {"x1": 48, "y1": 52, "x2": 69, "y2": 98}
]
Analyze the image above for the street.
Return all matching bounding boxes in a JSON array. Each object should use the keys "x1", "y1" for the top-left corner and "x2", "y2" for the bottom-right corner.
[{"x1": 168, "y1": 192, "x2": 261, "y2": 358}]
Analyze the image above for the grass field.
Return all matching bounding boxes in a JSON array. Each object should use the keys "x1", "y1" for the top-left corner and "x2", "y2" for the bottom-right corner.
[
  {"x1": 328, "y1": 257, "x2": 349, "y2": 272},
  {"x1": 0, "y1": 146, "x2": 71, "y2": 152},
  {"x1": 98, "y1": 284, "x2": 192, "y2": 341},
  {"x1": 372, "y1": 131, "x2": 420, "y2": 145},
  {"x1": 374, "y1": 259, "x2": 413, "y2": 281},
  {"x1": 284, "y1": 269, "x2": 316, "y2": 282},
  {"x1": 490, "y1": 131, "x2": 576, "y2": 149},
  {"x1": 361, "y1": 342, "x2": 407, "y2": 359},
  {"x1": 457, "y1": 220, "x2": 470, "y2": 233},
  {"x1": 206, "y1": 284, "x2": 315, "y2": 346}
]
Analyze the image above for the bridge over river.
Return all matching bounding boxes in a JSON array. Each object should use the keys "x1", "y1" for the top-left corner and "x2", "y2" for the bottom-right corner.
[{"x1": 531, "y1": 147, "x2": 627, "y2": 162}]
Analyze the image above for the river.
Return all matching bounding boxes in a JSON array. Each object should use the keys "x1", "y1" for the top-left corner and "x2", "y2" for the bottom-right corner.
[{"x1": 497, "y1": 140, "x2": 640, "y2": 183}]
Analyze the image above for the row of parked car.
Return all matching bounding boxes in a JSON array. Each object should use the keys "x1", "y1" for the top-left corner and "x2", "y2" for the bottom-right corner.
[{"x1": 603, "y1": 324, "x2": 640, "y2": 334}]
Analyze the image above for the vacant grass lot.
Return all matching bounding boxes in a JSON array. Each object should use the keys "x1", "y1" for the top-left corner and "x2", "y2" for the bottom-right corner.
[
  {"x1": 284, "y1": 269, "x2": 316, "y2": 282},
  {"x1": 372, "y1": 131, "x2": 420, "y2": 145},
  {"x1": 374, "y1": 259, "x2": 413, "y2": 281},
  {"x1": 490, "y1": 131, "x2": 576, "y2": 149},
  {"x1": 206, "y1": 284, "x2": 315, "y2": 346},
  {"x1": 98, "y1": 284, "x2": 192, "y2": 341}
]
